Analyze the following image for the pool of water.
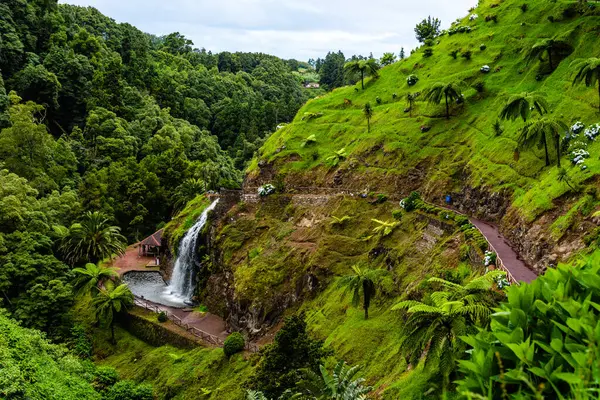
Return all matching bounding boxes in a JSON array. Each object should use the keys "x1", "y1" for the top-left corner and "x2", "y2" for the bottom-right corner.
[{"x1": 123, "y1": 271, "x2": 189, "y2": 308}]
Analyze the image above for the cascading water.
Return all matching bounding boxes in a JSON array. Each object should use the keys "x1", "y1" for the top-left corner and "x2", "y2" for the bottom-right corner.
[{"x1": 164, "y1": 199, "x2": 219, "y2": 304}]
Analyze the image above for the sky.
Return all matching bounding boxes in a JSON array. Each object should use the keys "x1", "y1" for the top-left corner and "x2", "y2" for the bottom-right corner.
[{"x1": 59, "y1": 0, "x2": 478, "y2": 61}]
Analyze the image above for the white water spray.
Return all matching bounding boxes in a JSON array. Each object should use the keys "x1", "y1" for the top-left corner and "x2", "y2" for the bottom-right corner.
[{"x1": 165, "y1": 199, "x2": 218, "y2": 303}]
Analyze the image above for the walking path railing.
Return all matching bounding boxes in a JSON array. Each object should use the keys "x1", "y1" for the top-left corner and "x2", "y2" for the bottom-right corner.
[{"x1": 132, "y1": 296, "x2": 260, "y2": 352}]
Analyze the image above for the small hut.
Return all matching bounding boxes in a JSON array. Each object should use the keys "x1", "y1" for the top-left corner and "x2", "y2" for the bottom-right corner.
[{"x1": 138, "y1": 229, "x2": 165, "y2": 258}]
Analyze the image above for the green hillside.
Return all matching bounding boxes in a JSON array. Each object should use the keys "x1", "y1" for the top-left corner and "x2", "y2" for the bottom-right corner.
[{"x1": 249, "y1": 0, "x2": 600, "y2": 231}]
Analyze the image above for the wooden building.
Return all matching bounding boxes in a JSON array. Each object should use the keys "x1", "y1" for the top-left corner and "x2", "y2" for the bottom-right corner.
[{"x1": 138, "y1": 229, "x2": 165, "y2": 257}]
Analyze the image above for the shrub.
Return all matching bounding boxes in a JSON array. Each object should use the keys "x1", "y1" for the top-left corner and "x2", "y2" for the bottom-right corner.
[
  {"x1": 223, "y1": 332, "x2": 245, "y2": 357},
  {"x1": 485, "y1": 14, "x2": 498, "y2": 22},
  {"x1": 157, "y1": 311, "x2": 168, "y2": 323},
  {"x1": 420, "y1": 125, "x2": 431, "y2": 133},
  {"x1": 520, "y1": 3, "x2": 528, "y2": 12},
  {"x1": 423, "y1": 48, "x2": 433, "y2": 58},
  {"x1": 406, "y1": 74, "x2": 419, "y2": 86},
  {"x1": 258, "y1": 184, "x2": 276, "y2": 197},
  {"x1": 480, "y1": 65, "x2": 490, "y2": 73},
  {"x1": 547, "y1": 15, "x2": 555, "y2": 22},
  {"x1": 392, "y1": 93, "x2": 397, "y2": 99},
  {"x1": 375, "y1": 96, "x2": 382, "y2": 104},
  {"x1": 461, "y1": 50, "x2": 472, "y2": 60},
  {"x1": 479, "y1": 44, "x2": 486, "y2": 51},
  {"x1": 392, "y1": 209, "x2": 403, "y2": 220},
  {"x1": 455, "y1": 215, "x2": 470, "y2": 227},
  {"x1": 473, "y1": 81, "x2": 485, "y2": 92},
  {"x1": 93, "y1": 366, "x2": 120, "y2": 391},
  {"x1": 450, "y1": 50, "x2": 459, "y2": 59},
  {"x1": 400, "y1": 191, "x2": 421, "y2": 212}
]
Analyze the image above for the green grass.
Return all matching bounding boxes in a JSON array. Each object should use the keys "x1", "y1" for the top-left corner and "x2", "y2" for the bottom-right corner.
[{"x1": 250, "y1": 0, "x2": 600, "y2": 222}]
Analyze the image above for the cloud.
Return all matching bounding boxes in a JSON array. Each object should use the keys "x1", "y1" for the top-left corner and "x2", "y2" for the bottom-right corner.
[{"x1": 59, "y1": 0, "x2": 478, "y2": 60}]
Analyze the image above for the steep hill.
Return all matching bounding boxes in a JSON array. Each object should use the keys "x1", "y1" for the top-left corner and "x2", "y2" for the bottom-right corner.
[{"x1": 247, "y1": 0, "x2": 600, "y2": 272}]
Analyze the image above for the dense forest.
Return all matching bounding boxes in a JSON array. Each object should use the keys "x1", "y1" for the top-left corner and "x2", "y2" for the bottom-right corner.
[{"x1": 0, "y1": 0, "x2": 316, "y2": 341}]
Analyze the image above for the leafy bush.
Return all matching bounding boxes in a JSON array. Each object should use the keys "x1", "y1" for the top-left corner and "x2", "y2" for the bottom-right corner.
[
  {"x1": 450, "y1": 50, "x2": 459, "y2": 59},
  {"x1": 375, "y1": 96, "x2": 382, "y2": 104},
  {"x1": 258, "y1": 184, "x2": 276, "y2": 197},
  {"x1": 400, "y1": 191, "x2": 421, "y2": 212},
  {"x1": 455, "y1": 215, "x2": 470, "y2": 227},
  {"x1": 423, "y1": 48, "x2": 434, "y2": 58},
  {"x1": 480, "y1": 65, "x2": 490, "y2": 73},
  {"x1": 457, "y1": 255, "x2": 600, "y2": 398},
  {"x1": 93, "y1": 366, "x2": 120, "y2": 391},
  {"x1": 479, "y1": 44, "x2": 487, "y2": 51},
  {"x1": 461, "y1": 50, "x2": 472, "y2": 60},
  {"x1": 473, "y1": 81, "x2": 485, "y2": 92},
  {"x1": 485, "y1": 14, "x2": 498, "y2": 22},
  {"x1": 223, "y1": 332, "x2": 245, "y2": 357},
  {"x1": 157, "y1": 311, "x2": 168, "y2": 323},
  {"x1": 406, "y1": 74, "x2": 419, "y2": 86},
  {"x1": 520, "y1": 3, "x2": 528, "y2": 12},
  {"x1": 392, "y1": 209, "x2": 403, "y2": 220}
]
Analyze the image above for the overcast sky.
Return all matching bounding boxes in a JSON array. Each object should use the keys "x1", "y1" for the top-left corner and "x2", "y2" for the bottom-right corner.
[{"x1": 59, "y1": 0, "x2": 477, "y2": 60}]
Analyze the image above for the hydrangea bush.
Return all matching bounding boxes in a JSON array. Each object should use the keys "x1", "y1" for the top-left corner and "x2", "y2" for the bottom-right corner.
[
  {"x1": 484, "y1": 250, "x2": 497, "y2": 266},
  {"x1": 584, "y1": 123, "x2": 600, "y2": 140},
  {"x1": 407, "y1": 74, "x2": 419, "y2": 86},
  {"x1": 480, "y1": 65, "x2": 490, "y2": 73},
  {"x1": 469, "y1": 14, "x2": 478, "y2": 21},
  {"x1": 571, "y1": 121, "x2": 585, "y2": 135},
  {"x1": 495, "y1": 274, "x2": 511, "y2": 289},
  {"x1": 258, "y1": 184, "x2": 276, "y2": 197}
]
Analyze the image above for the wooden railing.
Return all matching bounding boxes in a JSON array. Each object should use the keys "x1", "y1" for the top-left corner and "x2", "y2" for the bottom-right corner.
[
  {"x1": 132, "y1": 297, "x2": 259, "y2": 352},
  {"x1": 421, "y1": 201, "x2": 520, "y2": 285}
]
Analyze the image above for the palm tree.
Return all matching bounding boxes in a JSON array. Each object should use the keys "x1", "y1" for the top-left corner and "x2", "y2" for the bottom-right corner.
[
  {"x1": 92, "y1": 284, "x2": 134, "y2": 344},
  {"x1": 344, "y1": 59, "x2": 380, "y2": 90},
  {"x1": 391, "y1": 272, "x2": 501, "y2": 388},
  {"x1": 518, "y1": 118, "x2": 567, "y2": 167},
  {"x1": 557, "y1": 167, "x2": 576, "y2": 191},
  {"x1": 527, "y1": 38, "x2": 570, "y2": 71},
  {"x1": 499, "y1": 92, "x2": 549, "y2": 122},
  {"x1": 72, "y1": 263, "x2": 118, "y2": 297},
  {"x1": 57, "y1": 211, "x2": 127, "y2": 265},
  {"x1": 571, "y1": 57, "x2": 600, "y2": 112},
  {"x1": 423, "y1": 82, "x2": 463, "y2": 119},
  {"x1": 296, "y1": 361, "x2": 372, "y2": 400},
  {"x1": 338, "y1": 265, "x2": 387, "y2": 319},
  {"x1": 363, "y1": 102, "x2": 373, "y2": 133},
  {"x1": 173, "y1": 178, "x2": 206, "y2": 211}
]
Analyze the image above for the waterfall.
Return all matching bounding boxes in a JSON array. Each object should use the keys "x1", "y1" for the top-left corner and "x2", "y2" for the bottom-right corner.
[{"x1": 165, "y1": 199, "x2": 218, "y2": 303}]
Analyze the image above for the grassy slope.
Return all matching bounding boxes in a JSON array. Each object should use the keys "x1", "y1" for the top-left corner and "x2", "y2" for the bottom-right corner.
[{"x1": 250, "y1": 0, "x2": 600, "y2": 223}]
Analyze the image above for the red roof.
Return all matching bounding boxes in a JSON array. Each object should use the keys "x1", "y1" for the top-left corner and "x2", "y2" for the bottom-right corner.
[{"x1": 140, "y1": 229, "x2": 163, "y2": 247}]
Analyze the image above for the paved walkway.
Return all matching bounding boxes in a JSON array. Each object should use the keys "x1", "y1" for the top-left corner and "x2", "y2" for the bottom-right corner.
[{"x1": 470, "y1": 218, "x2": 537, "y2": 283}]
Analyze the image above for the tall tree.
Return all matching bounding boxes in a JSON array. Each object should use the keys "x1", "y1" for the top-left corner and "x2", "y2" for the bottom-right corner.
[
  {"x1": 344, "y1": 59, "x2": 380, "y2": 90},
  {"x1": 414, "y1": 16, "x2": 441, "y2": 43},
  {"x1": 338, "y1": 265, "x2": 387, "y2": 319},
  {"x1": 92, "y1": 283, "x2": 134, "y2": 344},
  {"x1": 380, "y1": 52, "x2": 396, "y2": 66},
  {"x1": 399, "y1": 47, "x2": 405, "y2": 60},
  {"x1": 363, "y1": 102, "x2": 373, "y2": 133},
  {"x1": 518, "y1": 118, "x2": 567, "y2": 167},
  {"x1": 56, "y1": 211, "x2": 127, "y2": 265},
  {"x1": 499, "y1": 92, "x2": 549, "y2": 122},
  {"x1": 423, "y1": 81, "x2": 463, "y2": 119},
  {"x1": 571, "y1": 57, "x2": 600, "y2": 112}
]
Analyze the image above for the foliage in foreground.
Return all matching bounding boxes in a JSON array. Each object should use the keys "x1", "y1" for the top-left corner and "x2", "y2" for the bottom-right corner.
[
  {"x1": 248, "y1": 314, "x2": 333, "y2": 399},
  {"x1": 457, "y1": 254, "x2": 600, "y2": 399}
]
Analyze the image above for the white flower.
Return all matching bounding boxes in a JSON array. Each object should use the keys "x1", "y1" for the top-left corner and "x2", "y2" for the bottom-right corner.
[
  {"x1": 571, "y1": 121, "x2": 585, "y2": 135},
  {"x1": 480, "y1": 65, "x2": 490, "y2": 73},
  {"x1": 258, "y1": 184, "x2": 276, "y2": 197},
  {"x1": 584, "y1": 123, "x2": 600, "y2": 140},
  {"x1": 399, "y1": 199, "x2": 406, "y2": 209},
  {"x1": 469, "y1": 14, "x2": 478, "y2": 21}
]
